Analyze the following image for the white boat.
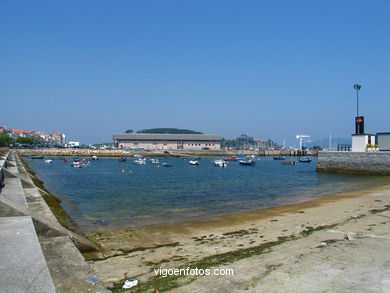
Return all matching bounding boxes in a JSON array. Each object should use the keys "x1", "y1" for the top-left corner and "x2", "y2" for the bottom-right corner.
[
  {"x1": 189, "y1": 160, "x2": 199, "y2": 165},
  {"x1": 214, "y1": 160, "x2": 227, "y2": 167},
  {"x1": 71, "y1": 161, "x2": 82, "y2": 168},
  {"x1": 45, "y1": 159, "x2": 52, "y2": 163},
  {"x1": 150, "y1": 158, "x2": 159, "y2": 164},
  {"x1": 92, "y1": 156, "x2": 98, "y2": 160},
  {"x1": 239, "y1": 159, "x2": 256, "y2": 166},
  {"x1": 134, "y1": 158, "x2": 146, "y2": 165}
]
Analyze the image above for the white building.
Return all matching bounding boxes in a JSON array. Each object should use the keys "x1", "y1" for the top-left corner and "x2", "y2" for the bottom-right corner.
[
  {"x1": 67, "y1": 141, "x2": 80, "y2": 148},
  {"x1": 352, "y1": 134, "x2": 376, "y2": 152}
]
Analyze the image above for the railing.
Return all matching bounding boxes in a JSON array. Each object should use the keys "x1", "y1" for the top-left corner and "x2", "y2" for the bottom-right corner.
[{"x1": 337, "y1": 144, "x2": 351, "y2": 151}]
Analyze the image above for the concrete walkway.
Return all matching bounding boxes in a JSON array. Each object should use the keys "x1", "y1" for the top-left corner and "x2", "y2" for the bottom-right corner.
[
  {"x1": 0, "y1": 150, "x2": 109, "y2": 293},
  {"x1": 0, "y1": 216, "x2": 56, "y2": 293}
]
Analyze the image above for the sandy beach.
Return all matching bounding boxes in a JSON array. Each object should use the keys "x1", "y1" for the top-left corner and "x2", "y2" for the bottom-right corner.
[{"x1": 83, "y1": 184, "x2": 390, "y2": 292}]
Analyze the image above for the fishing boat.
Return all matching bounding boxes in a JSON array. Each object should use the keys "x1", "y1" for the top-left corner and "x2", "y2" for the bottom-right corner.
[
  {"x1": 223, "y1": 157, "x2": 238, "y2": 161},
  {"x1": 298, "y1": 157, "x2": 312, "y2": 163},
  {"x1": 239, "y1": 159, "x2": 256, "y2": 166},
  {"x1": 31, "y1": 156, "x2": 44, "y2": 159},
  {"x1": 214, "y1": 160, "x2": 227, "y2": 167},
  {"x1": 273, "y1": 156, "x2": 286, "y2": 160},
  {"x1": 282, "y1": 160, "x2": 297, "y2": 165},
  {"x1": 189, "y1": 160, "x2": 199, "y2": 165},
  {"x1": 118, "y1": 157, "x2": 127, "y2": 162}
]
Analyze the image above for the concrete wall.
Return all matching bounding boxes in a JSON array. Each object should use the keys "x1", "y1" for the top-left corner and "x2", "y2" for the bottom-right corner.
[{"x1": 316, "y1": 151, "x2": 390, "y2": 175}]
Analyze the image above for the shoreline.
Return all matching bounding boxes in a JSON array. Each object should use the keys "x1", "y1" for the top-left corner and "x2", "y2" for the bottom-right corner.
[
  {"x1": 85, "y1": 183, "x2": 390, "y2": 240},
  {"x1": 83, "y1": 184, "x2": 390, "y2": 292}
]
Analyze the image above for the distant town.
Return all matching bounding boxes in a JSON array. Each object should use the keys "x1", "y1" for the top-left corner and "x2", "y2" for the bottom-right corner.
[{"x1": 0, "y1": 126, "x2": 345, "y2": 151}]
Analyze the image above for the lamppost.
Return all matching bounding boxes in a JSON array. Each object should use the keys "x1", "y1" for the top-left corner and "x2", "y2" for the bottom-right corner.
[{"x1": 354, "y1": 84, "x2": 361, "y2": 116}]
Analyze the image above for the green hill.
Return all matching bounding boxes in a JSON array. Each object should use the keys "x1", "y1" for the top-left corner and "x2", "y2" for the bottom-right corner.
[{"x1": 136, "y1": 128, "x2": 203, "y2": 134}]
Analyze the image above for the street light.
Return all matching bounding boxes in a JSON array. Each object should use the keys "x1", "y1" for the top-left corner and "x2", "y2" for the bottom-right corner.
[{"x1": 354, "y1": 84, "x2": 361, "y2": 116}]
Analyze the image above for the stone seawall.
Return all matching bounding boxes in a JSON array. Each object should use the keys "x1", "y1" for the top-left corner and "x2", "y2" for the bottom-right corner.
[
  {"x1": 15, "y1": 148, "x2": 318, "y2": 157},
  {"x1": 316, "y1": 151, "x2": 390, "y2": 175}
]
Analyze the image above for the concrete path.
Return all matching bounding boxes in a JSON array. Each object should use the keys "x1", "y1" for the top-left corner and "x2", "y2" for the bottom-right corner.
[{"x1": 0, "y1": 216, "x2": 56, "y2": 293}]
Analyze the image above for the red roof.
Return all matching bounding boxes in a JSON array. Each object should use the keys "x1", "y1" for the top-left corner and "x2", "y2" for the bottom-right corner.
[{"x1": 13, "y1": 130, "x2": 33, "y2": 134}]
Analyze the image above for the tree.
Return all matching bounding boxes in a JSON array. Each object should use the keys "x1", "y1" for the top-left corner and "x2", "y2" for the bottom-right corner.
[
  {"x1": 0, "y1": 135, "x2": 14, "y2": 146},
  {"x1": 136, "y1": 128, "x2": 203, "y2": 134},
  {"x1": 16, "y1": 136, "x2": 41, "y2": 145}
]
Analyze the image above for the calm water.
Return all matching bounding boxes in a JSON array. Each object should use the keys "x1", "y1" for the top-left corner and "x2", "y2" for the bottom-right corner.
[{"x1": 27, "y1": 156, "x2": 389, "y2": 230}]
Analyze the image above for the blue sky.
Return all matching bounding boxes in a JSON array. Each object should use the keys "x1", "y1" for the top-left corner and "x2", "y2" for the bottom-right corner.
[{"x1": 1, "y1": 1, "x2": 389, "y2": 146}]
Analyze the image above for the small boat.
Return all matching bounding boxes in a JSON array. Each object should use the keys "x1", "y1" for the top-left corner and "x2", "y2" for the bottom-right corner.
[
  {"x1": 239, "y1": 159, "x2": 256, "y2": 166},
  {"x1": 71, "y1": 161, "x2": 82, "y2": 168},
  {"x1": 162, "y1": 163, "x2": 172, "y2": 167},
  {"x1": 73, "y1": 157, "x2": 80, "y2": 162},
  {"x1": 61, "y1": 158, "x2": 69, "y2": 162},
  {"x1": 224, "y1": 157, "x2": 238, "y2": 161},
  {"x1": 150, "y1": 158, "x2": 159, "y2": 164},
  {"x1": 298, "y1": 157, "x2": 312, "y2": 163},
  {"x1": 214, "y1": 160, "x2": 227, "y2": 167},
  {"x1": 189, "y1": 160, "x2": 199, "y2": 165},
  {"x1": 133, "y1": 158, "x2": 146, "y2": 165},
  {"x1": 31, "y1": 156, "x2": 44, "y2": 159},
  {"x1": 273, "y1": 156, "x2": 286, "y2": 161},
  {"x1": 282, "y1": 160, "x2": 297, "y2": 165},
  {"x1": 92, "y1": 156, "x2": 98, "y2": 160},
  {"x1": 118, "y1": 157, "x2": 127, "y2": 162},
  {"x1": 44, "y1": 159, "x2": 52, "y2": 163}
]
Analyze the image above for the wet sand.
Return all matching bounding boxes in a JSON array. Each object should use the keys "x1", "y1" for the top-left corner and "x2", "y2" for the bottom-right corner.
[{"x1": 84, "y1": 184, "x2": 390, "y2": 292}]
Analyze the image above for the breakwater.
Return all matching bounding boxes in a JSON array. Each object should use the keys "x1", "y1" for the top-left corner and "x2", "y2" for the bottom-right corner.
[
  {"x1": 16, "y1": 148, "x2": 318, "y2": 157},
  {"x1": 316, "y1": 151, "x2": 390, "y2": 175}
]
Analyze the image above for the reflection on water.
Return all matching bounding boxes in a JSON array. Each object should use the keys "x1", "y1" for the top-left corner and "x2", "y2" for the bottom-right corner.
[{"x1": 28, "y1": 156, "x2": 390, "y2": 230}]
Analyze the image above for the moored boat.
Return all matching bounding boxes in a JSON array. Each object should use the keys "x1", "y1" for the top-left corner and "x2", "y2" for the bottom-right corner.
[
  {"x1": 239, "y1": 159, "x2": 256, "y2": 166},
  {"x1": 224, "y1": 157, "x2": 238, "y2": 161},
  {"x1": 162, "y1": 162, "x2": 172, "y2": 167},
  {"x1": 133, "y1": 158, "x2": 146, "y2": 165},
  {"x1": 298, "y1": 157, "x2": 312, "y2": 163},
  {"x1": 150, "y1": 158, "x2": 159, "y2": 164},
  {"x1": 282, "y1": 160, "x2": 297, "y2": 165},
  {"x1": 71, "y1": 161, "x2": 82, "y2": 167},
  {"x1": 118, "y1": 157, "x2": 127, "y2": 162},
  {"x1": 44, "y1": 159, "x2": 52, "y2": 163},
  {"x1": 189, "y1": 160, "x2": 199, "y2": 165},
  {"x1": 214, "y1": 160, "x2": 227, "y2": 167},
  {"x1": 92, "y1": 156, "x2": 98, "y2": 160},
  {"x1": 31, "y1": 156, "x2": 44, "y2": 159},
  {"x1": 273, "y1": 156, "x2": 286, "y2": 160}
]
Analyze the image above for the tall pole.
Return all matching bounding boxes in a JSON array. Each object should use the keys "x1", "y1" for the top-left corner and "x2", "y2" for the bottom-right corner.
[
  {"x1": 354, "y1": 84, "x2": 361, "y2": 116},
  {"x1": 356, "y1": 88, "x2": 359, "y2": 116}
]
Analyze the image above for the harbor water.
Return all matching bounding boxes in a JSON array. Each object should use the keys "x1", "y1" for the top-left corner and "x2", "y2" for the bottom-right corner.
[{"x1": 27, "y1": 156, "x2": 389, "y2": 230}]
